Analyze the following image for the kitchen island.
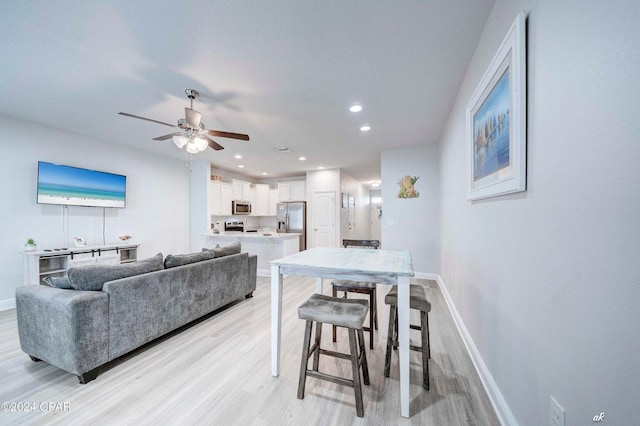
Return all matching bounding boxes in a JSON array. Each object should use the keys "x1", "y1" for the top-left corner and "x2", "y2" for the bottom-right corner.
[{"x1": 204, "y1": 231, "x2": 300, "y2": 276}]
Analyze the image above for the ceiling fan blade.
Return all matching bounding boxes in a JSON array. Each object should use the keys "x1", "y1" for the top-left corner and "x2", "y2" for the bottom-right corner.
[
  {"x1": 153, "y1": 132, "x2": 183, "y2": 141},
  {"x1": 202, "y1": 134, "x2": 225, "y2": 151},
  {"x1": 118, "y1": 112, "x2": 177, "y2": 128},
  {"x1": 205, "y1": 129, "x2": 250, "y2": 141},
  {"x1": 185, "y1": 108, "x2": 202, "y2": 128}
]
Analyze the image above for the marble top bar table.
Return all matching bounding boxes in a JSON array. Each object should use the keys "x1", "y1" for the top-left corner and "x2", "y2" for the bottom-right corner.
[{"x1": 270, "y1": 247, "x2": 415, "y2": 418}]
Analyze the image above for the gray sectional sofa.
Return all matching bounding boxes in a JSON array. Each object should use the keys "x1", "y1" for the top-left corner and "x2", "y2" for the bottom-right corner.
[{"x1": 15, "y1": 247, "x2": 257, "y2": 384}]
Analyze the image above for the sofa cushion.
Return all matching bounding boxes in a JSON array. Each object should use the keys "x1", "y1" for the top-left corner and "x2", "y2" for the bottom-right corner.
[
  {"x1": 42, "y1": 275, "x2": 73, "y2": 289},
  {"x1": 203, "y1": 242, "x2": 242, "y2": 258},
  {"x1": 67, "y1": 253, "x2": 164, "y2": 291},
  {"x1": 164, "y1": 250, "x2": 215, "y2": 269}
]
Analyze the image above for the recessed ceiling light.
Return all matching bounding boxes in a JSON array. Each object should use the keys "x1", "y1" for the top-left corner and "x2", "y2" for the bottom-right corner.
[
  {"x1": 370, "y1": 181, "x2": 381, "y2": 187},
  {"x1": 234, "y1": 154, "x2": 243, "y2": 159},
  {"x1": 238, "y1": 165, "x2": 245, "y2": 168},
  {"x1": 262, "y1": 172, "x2": 268, "y2": 176},
  {"x1": 360, "y1": 125, "x2": 371, "y2": 132},
  {"x1": 318, "y1": 166, "x2": 324, "y2": 170},
  {"x1": 298, "y1": 156, "x2": 306, "y2": 161},
  {"x1": 349, "y1": 104, "x2": 362, "y2": 113}
]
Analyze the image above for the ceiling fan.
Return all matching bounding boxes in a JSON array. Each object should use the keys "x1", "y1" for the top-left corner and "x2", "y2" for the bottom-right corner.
[{"x1": 118, "y1": 89, "x2": 249, "y2": 153}]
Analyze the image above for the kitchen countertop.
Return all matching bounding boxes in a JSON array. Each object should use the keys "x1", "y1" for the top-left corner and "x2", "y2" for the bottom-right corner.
[{"x1": 205, "y1": 231, "x2": 301, "y2": 240}]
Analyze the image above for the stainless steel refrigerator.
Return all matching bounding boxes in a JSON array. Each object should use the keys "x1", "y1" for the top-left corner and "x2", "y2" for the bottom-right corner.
[{"x1": 276, "y1": 201, "x2": 306, "y2": 251}]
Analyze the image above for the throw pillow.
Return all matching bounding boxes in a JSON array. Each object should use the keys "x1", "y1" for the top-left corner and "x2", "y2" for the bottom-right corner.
[
  {"x1": 164, "y1": 250, "x2": 215, "y2": 269},
  {"x1": 42, "y1": 275, "x2": 73, "y2": 289},
  {"x1": 67, "y1": 253, "x2": 164, "y2": 291},
  {"x1": 202, "y1": 241, "x2": 241, "y2": 258}
]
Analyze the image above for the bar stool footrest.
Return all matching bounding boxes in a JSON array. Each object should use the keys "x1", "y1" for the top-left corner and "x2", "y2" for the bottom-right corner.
[{"x1": 306, "y1": 370, "x2": 353, "y2": 387}]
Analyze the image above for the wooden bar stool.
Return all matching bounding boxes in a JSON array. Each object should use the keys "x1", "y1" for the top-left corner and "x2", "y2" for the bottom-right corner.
[
  {"x1": 383, "y1": 284, "x2": 432, "y2": 390},
  {"x1": 332, "y1": 239, "x2": 380, "y2": 349},
  {"x1": 297, "y1": 293, "x2": 370, "y2": 417}
]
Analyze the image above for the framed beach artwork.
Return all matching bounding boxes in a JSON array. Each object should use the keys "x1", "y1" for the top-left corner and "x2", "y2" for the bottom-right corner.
[{"x1": 466, "y1": 12, "x2": 527, "y2": 200}]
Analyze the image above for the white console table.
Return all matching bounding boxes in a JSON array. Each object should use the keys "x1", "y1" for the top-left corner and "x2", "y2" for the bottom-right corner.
[{"x1": 23, "y1": 243, "x2": 139, "y2": 286}]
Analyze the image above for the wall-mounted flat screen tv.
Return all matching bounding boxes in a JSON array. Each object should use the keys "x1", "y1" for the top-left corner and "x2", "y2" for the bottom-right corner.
[{"x1": 37, "y1": 161, "x2": 126, "y2": 208}]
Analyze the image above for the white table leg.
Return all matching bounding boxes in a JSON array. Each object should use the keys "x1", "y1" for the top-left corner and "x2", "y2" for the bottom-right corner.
[
  {"x1": 316, "y1": 277, "x2": 324, "y2": 294},
  {"x1": 271, "y1": 265, "x2": 283, "y2": 377},
  {"x1": 397, "y1": 276, "x2": 411, "y2": 418}
]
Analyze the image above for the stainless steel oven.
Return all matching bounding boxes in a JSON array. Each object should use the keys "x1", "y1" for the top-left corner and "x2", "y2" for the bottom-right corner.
[
  {"x1": 232, "y1": 200, "x2": 252, "y2": 215},
  {"x1": 224, "y1": 220, "x2": 244, "y2": 232}
]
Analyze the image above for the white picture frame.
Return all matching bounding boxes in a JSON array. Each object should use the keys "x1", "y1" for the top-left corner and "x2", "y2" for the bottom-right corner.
[{"x1": 466, "y1": 12, "x2": 527, "y2": 200}]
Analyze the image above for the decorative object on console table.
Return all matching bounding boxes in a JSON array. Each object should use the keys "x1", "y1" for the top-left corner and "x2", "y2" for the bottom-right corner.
[
  {"x1": 25, "y1": 238, "x2": 37, "y2": 252},
  {"x1": 73, "y1": 236, "x2": 87, "y2": 247},
  {"x1": 466, "y1": 12, "x2": 527, "y2": 201}
]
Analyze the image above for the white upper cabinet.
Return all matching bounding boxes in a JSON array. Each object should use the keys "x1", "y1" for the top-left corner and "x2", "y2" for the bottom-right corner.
[
  {"x1": 220, "y1": 183, "x2": 232, "y2": 215},
  {"x1": 269, "y1": 188, "x2": 279, "y2": 216},
  {"x1": 278, "y1": 181, "x2": 306, "y2": 201},
  {"x1": 210, "y1": 181, "x2": 232, "y2": 216},
  {"x1": 232, "y1": 179, "x2": 253, "y2": 201},
  {"x1": 254, "y1": 184, "x2": 270, "y2": 216}
]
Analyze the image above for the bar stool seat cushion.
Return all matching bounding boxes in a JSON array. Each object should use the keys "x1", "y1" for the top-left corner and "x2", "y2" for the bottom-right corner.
[
  {"x1": 331, "y1": 280, "x2": 376, "y2": 289},
  {"x1": 298, "y1": 294, "x2": 368, "y2": 329},
  {"x1": 384, "y1": 284, "x2": 432, "y2": 312}
]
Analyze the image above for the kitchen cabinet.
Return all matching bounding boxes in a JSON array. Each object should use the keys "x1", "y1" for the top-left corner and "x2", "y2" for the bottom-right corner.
[
  {"x1": 254, "y1": 184, "x2": 270, "y2": 216},
  {"x1": 232, "y1": 179, "x2": 253, "y2": 201},
  {"x1": 269, "y1": 188, "x2": 279, "y2": 215},
  {"x1": 210, "y1": 181, "x2": 232, "y2": 216},
  {"x1": 220, "y1": 183, "x2": 232, "y2": 215},
  {"x1": 278, "y1": 181, "x2": 306, "y2": 201}
]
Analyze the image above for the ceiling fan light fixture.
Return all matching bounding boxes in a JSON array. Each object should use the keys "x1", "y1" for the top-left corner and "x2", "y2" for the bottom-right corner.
[
  {"x1": 194, "y1": 136, "x2": 208, "y2": 152},
  {"x1": 186, "y1": 141, "x2": 200, "y2": 154},
  {"x1": 173, "y1": 134, "x2": 188, "y2": 148},
  {"x1": 119, "y1": 88, "x2": 249, "y2": 153}
]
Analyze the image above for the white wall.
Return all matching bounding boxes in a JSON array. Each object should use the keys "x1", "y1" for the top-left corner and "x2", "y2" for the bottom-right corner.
[
  {"x1": 438, "y1": 1, "x2": 640, "y2": 424},
  {"x1": 381, "y1": 145, "x2": 440, "y2": 274},
  {"x1": 339, "y1": 171, "x2": 371, "y2": 242},
  {"x1": 0, "y1": 115, "x2": 190, "y2": 306}
]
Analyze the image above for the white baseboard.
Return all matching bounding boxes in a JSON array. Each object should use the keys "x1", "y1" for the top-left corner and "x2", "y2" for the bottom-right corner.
[
  {"x1": 435, "y1": 274, "x2": 517, "y2": 426},
  {"x1": 413, "y1": 271, "x2": 439, "y2": 281},
  {"x1": 0, "y1": 298, "x2": 16, "y2": 311},
  {"x1": 257, "y1": 269, "x2": 270, "y2": 277}
]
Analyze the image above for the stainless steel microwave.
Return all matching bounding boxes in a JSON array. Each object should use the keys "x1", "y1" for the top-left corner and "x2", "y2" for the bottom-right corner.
[{"x1": 232, "y1": 200, "x2": 252, "y2": 215}]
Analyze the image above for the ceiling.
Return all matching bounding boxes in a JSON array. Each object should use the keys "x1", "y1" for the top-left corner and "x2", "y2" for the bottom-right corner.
[{"x1": 0, "y1": 0, "x2": 494, "y2": 185}]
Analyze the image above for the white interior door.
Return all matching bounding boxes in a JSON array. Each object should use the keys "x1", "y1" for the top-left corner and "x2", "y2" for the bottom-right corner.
[{"x1": 312, "y1": 191, "x2": 335, "y2": 248}]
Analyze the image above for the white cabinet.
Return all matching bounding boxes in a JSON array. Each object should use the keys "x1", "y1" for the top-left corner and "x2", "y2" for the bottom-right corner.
[
  {"x1": 254, "y1": 184, "x2": 270, "y2": 216},
  {"x1": 68, "y1": 251, "x2": 119, "y2": 268},
  {"x1": 209, "y1": 182, "x2": 232, "y2": 216},
  {"x1": 220, "y1": 183, "x2": 232, "y2": 215},
  {"x1": 278, "y1": 181, "x2": 306, "y2": 201},
  {"x1": 232, "y1": 180, "x2": 252, "y2": 201},
  {"x1": 24, "y1": 244, "x2": 139, "y2": 286},
  {"x1": 269, "y1": 188, "x2": 279, "y2": 216}
]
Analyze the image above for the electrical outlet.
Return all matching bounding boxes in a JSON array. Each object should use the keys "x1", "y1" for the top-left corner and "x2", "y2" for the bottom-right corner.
[{"x1": 550, "y1": 396, "x2": 565, "y2": 426}]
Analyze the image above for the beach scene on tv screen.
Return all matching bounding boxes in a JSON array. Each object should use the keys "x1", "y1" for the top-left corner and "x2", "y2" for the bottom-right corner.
[{"x1": 37, "y1": 162, "x2": 126, "y2": 208}]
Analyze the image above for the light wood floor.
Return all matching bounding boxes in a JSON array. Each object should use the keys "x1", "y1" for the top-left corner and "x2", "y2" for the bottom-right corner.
[{"x1": 0, "y1": 277, "x2": 499, "y2": 425}]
